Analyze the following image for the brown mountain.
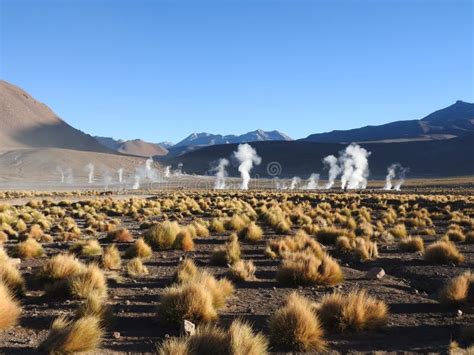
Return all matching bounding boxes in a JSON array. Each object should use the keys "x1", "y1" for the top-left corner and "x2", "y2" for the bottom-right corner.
[
  {"x1": 94, "y1": 136, "x2": 168, "y2": 157},
  {"x1": 0, "y1": 80, "x2": 112, "y2": 153}
]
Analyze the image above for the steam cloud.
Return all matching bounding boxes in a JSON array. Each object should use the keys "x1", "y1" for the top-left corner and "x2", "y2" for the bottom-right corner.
[
  {"x1": 323, "y1": 155, "x2": 340, "y2": 189},
  {"x1": 213, "y1": 158, "x2": 229, "y2": 190},
  {"x1": 85, "y1": 163, "x2": 94, "y2": 184},
  {"x1": 305, "y1": 173, "x2": 320, "y2": 189},
  {"x1": 132, "y1": 157, "x2": 158, "y2": 189},
  {"x1": 384, "y1": 163, "x2": 409, "y2": 191},
  {"x1": 233, "y1": 144, "x2": 261, "y2": 190},
  {"x1": 322, "y1": 144, "x2": 370, "y2": 190},
  {"x1": 118, "y1": 168, "x2": 124, "y2": 183},
  {"x1": 339, "y1": 143, "x2": 370, "y2": 189},
  {"x1": 290, "y1": 177, "x2": 301, "y2": 190},
  {"x1": 164, "y1": 166, "x2": 171, "y2": 178}
]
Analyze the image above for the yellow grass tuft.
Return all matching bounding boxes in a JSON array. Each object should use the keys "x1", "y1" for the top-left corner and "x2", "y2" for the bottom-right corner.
[
  {"x1": 228, "y1": 260, "x2": 257, "y2": 281},
  {"x1": 0, "y1": 259, "x2": 26, "y2": 296},
  {"x1": 0, "y1": 282, "x2": 21, "y2": 330},
  {"x1": 270, "y1": 292, "x2": 326, "y2": 352},
  {"x1": 240, "y1": 222, "x2": 263, "y2": 242},
  {"x1": 277, "y1": 251, "x2": 343, "y2": 286},
  {"x1": 16, "y1": 237, "x2": 44, "y2": 258},
  {"x1": 38, "y1": 315, "x2": 104, "y2": 353},
  {"x1": 145, "y1": 221, "x2": 181, "y2": 249},
  {"x1": 125, "y1": 237, "x2": 153, "y2": 259},
  {"x1": 102, "y1": 244, "x2": 121, "y2": 270},
  {"x1": 228, "y1": 319, "x2": 269, "y2": 355},
  {"x1": 212, "y1": 233, "x2": 241, "y2": 265},
  {"x1": 317, "y1": 289, "x2": 388, "y2": 331},
  {"x1": 399, "y1": 236, "x2": 424, "y2": 252},
  {"x1": 425, "y1": 240, "x2": 464, "y2": 264},
  {"x1": 70, "y1": 263, "x2": 108, "y2": 300},
  {"x1": 174, "y1": 258, "x2": 198, "y2": 284},
  {"x1": 127, "y1": 257, "x2": 149, "y2": 276},
  {"x1": 107, "y1": 228, "x2": 134, "y2": 242},
  {"x1": 439, "y1": 271, "x2": 474, "y2": 305}
]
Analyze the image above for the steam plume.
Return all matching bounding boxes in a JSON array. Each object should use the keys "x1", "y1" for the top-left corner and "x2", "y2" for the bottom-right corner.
[
  {"x1": 56, "y1": 166, "x2": 65, "y2": 183},
  {"x1": 339, "y1": 143, "x2": 370, "y2": 189},
  {"x1": 323, "y1": 155, "x2": 340, "y2": 189},
  {"x1": 213, "y1": 158, "x2": 229, "y2": 189},
  {"x1": 118, "y1": 168, "x2": 123, "y2": 183},
  {"x1": 384, "y1": 163, "x2": 409, "y2": 191},
  {"x1": 233, "y1": 144, "x2": 262, "y2": 190},
  {"x1": 164, "y1": 166, "x2": 171, "y2": 178},
  {"x1": 290, "y1": 177, "x2": 301, "y2": 190},
  {"x1": 85, "y1": 163, "x2": 94, "y2": 184},
  {"x1": 305, "y1": 173, "x2": 320, "y2": 189}
]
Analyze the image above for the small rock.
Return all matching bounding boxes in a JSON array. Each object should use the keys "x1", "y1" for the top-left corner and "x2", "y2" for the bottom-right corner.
[
  {"x1": 457, "y1": 309, "x2": 463, "y2": 318},
  {"x1": 142, "y1": 287, "x2": 148, "y2": 291},
  {"x1": 179, "y1": 256, "x2": 183, "y2": 261},
  {"x1": 113, "y1": 332, "x2": 121, "y2": 339},
  {"x1": 181, "y1": 320, "x2": 196, "y2": 336},
  {"x1": 414, "y1": 289, "x2": 419, "y2": 294},
  {"x1": 365, "y1": 267, "x2": 385, "y2": 280},
  {"x1": 125, "y1": 300, "x2": 131, "y2": 306}
]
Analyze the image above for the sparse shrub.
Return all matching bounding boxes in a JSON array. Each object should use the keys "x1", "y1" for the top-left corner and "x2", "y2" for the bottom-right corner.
[
  {"x1": 77, "y1": 239, "x2": 103, "y2": 256},
  {"x1": 125, "y1": 237, "x2": 153, "y2": 259},
  {"x1": 175, "y1": 228, "x2": 195, "y2": 251},
  {"x1": 226, "y1": 215, "x2": 247, "y2": 232},
  {"x1": 192, "y1": 222, "x2": 210, "y2": 237},
  {"x1": 38, "y1": 315, "x2": 103, "y2": 353},
  {"x1": 389, "y1": 224, "x2": 408, "y2": 239},
  {"x1": 465, "y1": 231, "x2": 474, "y2": 244},
  {"x1": 159, "y1": 282, "x2": 218, "y2": 323},
  {"x1": 239, "y1": 222, "x2": 263, "y2": 242},
  {"x1": 445, "y1": 228, "x2": 466, "y2": 242},
  {"x1": 102, "y1": 244, "x2": 121, "y2": 270},
  {"x1": 439, "y1": 271, "x2": 474, "y2": 305},
  {"x1": 76, "y1": 292, "x2": 111, "y2": 321},
  {"x1": 107, "y1": 228, "x2": 134, "y2": 242},
  {"x1": 317, "y1": 289, "x2": 388, "y2": 331},
  {"x1": 157, "y1": 337, "x2": 189, "y2": 355},
  {"x1": 212, "y1": 234, "x2": 241, "y2": 265},
  {"x1": 16, "y1": 237, "x2": 44, "y2": 258},
  {"x1": 174, "y1": 258, "x2": 198, "y2": 283},
  {"x1": 269, "y1": 292, "x2": 326, "y2": 352},
  {"x1": 276, "y1": 251, "x2": 343, "y2": 286},
  {"x1": 228, "y1": 320, "x2": 269, "y2": 355},
  {"x1": 40, "y1": 253, "x2": 85, "y2": 283},
  {"x1": 145, "y1": 221, "x2": 181, "y2": 249},
  {"x1": 228, "y1": 260, "x2": 256, "y2": 281},
  {"x1": 70, "y1": 263, "x2": 107, "y2": 300},
  {"x1": 0, "y1": 260, "x2": 25, "y2": 296},
  {"x1": 424, "y1": 240, "x2": 464, "y2": 264},
  {"x1": 354, "y1": 238, "x2": 378, "y2": 261},
  {"x1": 399, "y1": 236, "x2": 424, "y2": 252},
  {"x1": 127, "y1": 257, "x2": 149, "y2": 276},
  {"x1": 0, "y1": 282, "x2": 21, "y2": 330},
  {"x1": 266, "y1": 230, "x2": 323, "y2": 259},
  {"x1": 316, "y1": 227, "x2": 350, "y2": 244},
  {"x1": 209, "y1": 218, "x2": 226, "y2": 233}
]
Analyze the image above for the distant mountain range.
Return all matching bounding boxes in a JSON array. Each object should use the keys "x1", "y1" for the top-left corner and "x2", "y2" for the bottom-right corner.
[
  {"x1": 174, "y1": 129, "x2": 292, "y2": 147},
  {"x1": 95, "y1": 130, "x2": 293, "y2": 157},
  {"x1": 303, "y1": 100, "x2": 474, "y2": 143}
]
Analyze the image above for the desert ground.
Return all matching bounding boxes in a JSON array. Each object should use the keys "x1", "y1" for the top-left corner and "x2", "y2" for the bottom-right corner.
[{"x1": 0, "y1": 185, "x2": 473, "y2": 354}]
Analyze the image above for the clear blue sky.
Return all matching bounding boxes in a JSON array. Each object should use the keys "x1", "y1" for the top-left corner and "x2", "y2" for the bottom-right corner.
[{"x1": 1, "y1": 0, "x2": 473, "y2": 143}]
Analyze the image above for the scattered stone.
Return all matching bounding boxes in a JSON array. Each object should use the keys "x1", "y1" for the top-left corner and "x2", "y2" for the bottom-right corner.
[
  {"x1": 125, "y1": 300, "x2": 131, "y2": 306},
  {"x1": 457, "y1": 309, "x2": 463, "y2": 318},
  {"x1": 181, "y1": 320, "x2": 195, "y2": 336},
  {"x1": 142, "y1": 287, "x2": 148, "y2": 291},
  {"x1": 113, "y1": 332, "x2": 121, "y2": 339},
  {"x1": 366, "y1": 267, "x2": 385, "y2": 280}
]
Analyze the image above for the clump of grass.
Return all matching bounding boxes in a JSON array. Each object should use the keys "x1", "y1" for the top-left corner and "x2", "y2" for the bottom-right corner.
[
  {"x1": 317, "y1": 289, "x2": 388, "y2": 331},
  {"x1": 175, "y1": 228, "x2": 195, "y2": 251},
  {"x1": 16, "y1": 237, "x2": 44, "y2": 258},
  {"x1": 159, "y1": 282, "x2": 218, "y2": 323},
  {"x1": 125, "y1": 238, "x2": 153, "y2": 259},
  {"x1": 439, "y1": 271, "x2": 474, "y2": 305},
  {"x1": 71, "y1": 239, "x2": 103, "y2": 257},
  {"x1": 70, "y1": 263, "x2": 107, "y2": 300},
  {"x1": 228, "y1": 260, "x2": 256, "y2": 281},
  {"x1": 157, "y1": 320, "x2": 268, "y2": 355},
  {"x1": 444, "y1": 226, "x2": 466, "y2": 242},
  {"x1": 315, "y1": 227, "x2": 350, "y2": 245},
  {"x1": 225, "y1": 215, "x2": 248, "y2": 232},
  {"x1": 212, "y1": 234, "x2": 241, "y2": 265},
  {"x1": 127, "y1": 257, "x2": 149, "y2": 276},
  {"x1": 38, "y1": 315, "x2": 104, "y2": 353},
  {"x1": 0, "y1": 282, "x2": 21, "y2": 330},
  {"x1": 40, "y1": 253, "x2": 85, "y2": 283},
  {"x1": 354, "y1": 238, "x2": 379, "y2": 261},
  {"x1": 399, "y1": 236, "x2": 424, "y2": 252},
  {"x1": 107, "y1": 228, "x2": 134, "y2": 242},
  {"x1": 174, "y1": 258, "x2": 198, "y2": 283},
  {"x1": 76, "y1": 292, "x2": 111, "y2": 321},
  {"x1": 239, "y1": 222, "x2": 263, "y2": 242},
  {"x1": 276, "y1": 251, "x2": 343, "y2": 286},
  {"x1": 465, "y1": 231, "x2": 474, "y2": 244},
  {"x1": 389, "y1": 224, "x2": 408, "y2": 239},
  {"x1": 144, "y1": 221, "x2": 181, "y2": 249},
  {"x1": 270, "y1": 292, "x2": 326, "y2": 352},
  {"x1": 266, "y1": 230, "x2": 323, "y2": 259},
  {"x1": 102, "y1": 244, "x2": 121, "y2": 270},
  {"x1": 424, "y1": 240, "x2": 464, "y2": 264},
  {"x1": 0, "y1": 260, "x2": 26, "y2": 296},
  {"x1": 209, "y1": 218, "x2": 226, "y2": 233}
]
